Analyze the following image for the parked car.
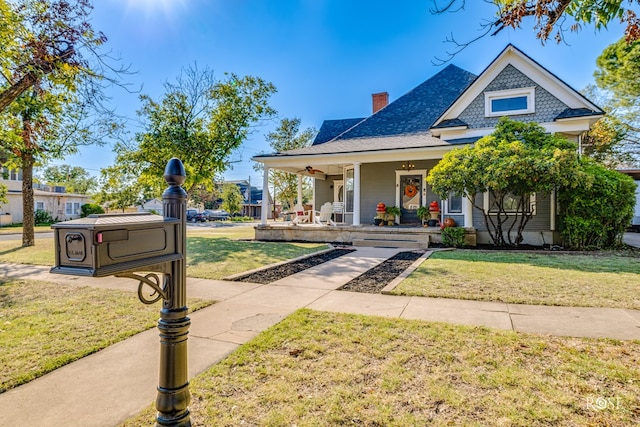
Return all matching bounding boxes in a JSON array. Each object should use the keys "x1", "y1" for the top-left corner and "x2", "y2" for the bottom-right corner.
[
  {"x1": 203, "y1": 209, "x2": 230, "y2": 221},
  {"x1": 186, "y1": 209, "x2": 206, "y2": 222}
]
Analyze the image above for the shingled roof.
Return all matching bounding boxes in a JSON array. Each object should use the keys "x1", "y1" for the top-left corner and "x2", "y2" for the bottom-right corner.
[
  {"x1": 326, "y1": 64, "x2": 477, "y2": 141},
  {"x1": 313, "y1": 118, "x2": 365, "y2": 145}
]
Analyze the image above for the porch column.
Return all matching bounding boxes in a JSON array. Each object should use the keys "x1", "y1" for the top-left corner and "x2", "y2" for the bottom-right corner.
[
  {"x1": 261, "y1": 166, "x2": 269, "y2": 225},
  {"x1": 463, "y1": 193, "x2": 473, "y2": 228},
  {"x1": 297, "y1": 175, "x2": 303, "y2": 206},
  {"x1": 550, "y1": 190, "x2": 556, "y2": 231},
  {"x1": 353, "y1": 162, "x2": 361, "y2": 226}
]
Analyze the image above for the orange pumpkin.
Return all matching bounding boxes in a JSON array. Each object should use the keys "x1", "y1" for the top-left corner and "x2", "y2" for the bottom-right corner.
[{"x1": 443, "y1": 217, "x2": 456, "y2": 228}]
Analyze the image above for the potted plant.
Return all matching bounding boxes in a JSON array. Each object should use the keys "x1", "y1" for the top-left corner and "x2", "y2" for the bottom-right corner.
[
  {"x1": 385, "y1": 205, "x2": 401, "y2": 225},
  {"x1": 374, "y1": 202, "x2": 387, "y2": 226},
  {"x1": 416, "y1": 206, "x2": 429, "y2": 226}
]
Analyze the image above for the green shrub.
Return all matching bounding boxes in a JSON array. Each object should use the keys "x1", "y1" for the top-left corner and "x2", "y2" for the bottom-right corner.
[
  {"x1": 558, "y1": 162, "x2": 636, "y2": 250},
  {"x1": 34, "y1": 209, "x2": 53, "y2": 225},
  {"x1": 81, "y1": 203, "x2": 105, "y2": 218},
  {"x1": 441, "y1": 226, "x2": 465, "y2": 248},
  {"x1": 230, "y1": 216, "x2": 253, "y2": 222}
]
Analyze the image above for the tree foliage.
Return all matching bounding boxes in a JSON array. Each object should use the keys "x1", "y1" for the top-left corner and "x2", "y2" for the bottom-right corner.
[
  {"x1": 111, "y1": 65, "x2": 277, "y2": 200},
  {"x1": 0, "y1": 0, "x2": 123, "y2": 246},
  {"x1": 580, "y1": 85, "x2": 635, "y2": 166},
  {"x1": 595, "y1": 38, "x2": 640, "y2": 107},
  {"x1": 0, "y1": 0, "x2": 109, "y2": 111},
  {"x1": 95, "y1": 165, "x2": 145, "y2": 212},
  {"x1": 221, "y1": 183, "x2": 243, "y2": 215},
  {"x1": 40, "y1": 164, "x2": 97, "y2": 194},
  {"x1": 431, "y1": 1, "x2": 640, "y2": 62},
  {"x1": 558, "y1": 161, "x2": 636, "y2": 249},
  {"x1": 262, "y1": 118, "x2": 316, "y2": 210},
  {"x1": 591, "y1": 38, "x2": 640, "y2": 165},
  {"x1": 427, "y1": 117, "x2": 580, "y2": 246}
]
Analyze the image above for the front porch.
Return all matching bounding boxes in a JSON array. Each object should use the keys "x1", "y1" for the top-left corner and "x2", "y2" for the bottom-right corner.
[{"x1": 254, "y1": 223, "x2": 477, "y2": 249}]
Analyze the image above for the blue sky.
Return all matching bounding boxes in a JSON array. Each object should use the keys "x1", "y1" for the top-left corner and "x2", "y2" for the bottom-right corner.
[{"x1": 61, "y1": 0, "x2": 625, "y2": 187}]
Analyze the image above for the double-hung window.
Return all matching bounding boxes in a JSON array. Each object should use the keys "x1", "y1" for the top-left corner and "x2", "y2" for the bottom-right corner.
[
  {"x1": 65, "y1": 202, "x2": 80, "y2": 215},
  {"x1": 445, "y1": 191, "x2": 463, "y2": 214}
]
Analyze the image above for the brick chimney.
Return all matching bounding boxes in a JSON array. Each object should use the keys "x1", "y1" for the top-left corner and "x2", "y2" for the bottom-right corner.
[{"x1": 372, "y1": 92, "x2": 389, "y2": 114}]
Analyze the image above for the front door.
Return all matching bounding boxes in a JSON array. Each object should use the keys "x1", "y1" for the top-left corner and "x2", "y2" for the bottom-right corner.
[{"x1": 400, "y1": 175, "x2": 422, "y2": 224}]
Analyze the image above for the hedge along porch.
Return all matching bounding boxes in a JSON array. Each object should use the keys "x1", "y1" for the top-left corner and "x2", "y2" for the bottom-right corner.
[{"x1": 253, "y1": 45, "x2": 603, "y2": 246}]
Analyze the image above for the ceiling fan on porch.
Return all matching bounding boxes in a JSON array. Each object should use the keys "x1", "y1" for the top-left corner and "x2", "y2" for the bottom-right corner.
[{"x1": 297, "y1": 165, "x2": 325, "y2": 175}]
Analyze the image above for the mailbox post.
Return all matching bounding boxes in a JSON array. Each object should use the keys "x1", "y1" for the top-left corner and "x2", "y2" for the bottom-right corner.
[
  {"x1": 51, "y1": 158, "x2": 192, "y2": 427},
  {"x1": 155, "y1": 158, "x2": 190, "y2": 426}
]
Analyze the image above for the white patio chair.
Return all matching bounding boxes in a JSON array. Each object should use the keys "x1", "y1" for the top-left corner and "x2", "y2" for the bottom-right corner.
[
  {"x1": 291, "y1": 204, "x2": 311, "y2": 224},
  {"x1": 313, "y1": 202, "x2": 336, "y2": 226},
  {"x1": 332, "y1": 201, "x2": 344, "y2": 224}
]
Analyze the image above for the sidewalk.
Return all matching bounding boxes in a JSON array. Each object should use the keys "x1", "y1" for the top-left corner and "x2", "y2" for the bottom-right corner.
[{"x1": 1, "y1": 248, "x2": 639, "y2": 426}]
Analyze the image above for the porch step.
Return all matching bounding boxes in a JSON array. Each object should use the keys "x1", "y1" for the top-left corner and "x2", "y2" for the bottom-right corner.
[{"x1": 352, "y1": 238, "x2": 428, "y2": 249}]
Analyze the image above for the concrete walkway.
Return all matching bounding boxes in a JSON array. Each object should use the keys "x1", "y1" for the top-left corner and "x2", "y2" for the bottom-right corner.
[{"x1": 1, "y1": 248, "x2": 639, "y2": 426}]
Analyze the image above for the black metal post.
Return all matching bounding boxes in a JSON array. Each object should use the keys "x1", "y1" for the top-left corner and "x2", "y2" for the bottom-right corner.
[{"x1": 156, "y1": 158, "x2": 191, "y2": 427}]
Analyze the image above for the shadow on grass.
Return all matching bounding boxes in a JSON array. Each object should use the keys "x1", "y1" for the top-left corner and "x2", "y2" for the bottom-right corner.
[
  {"x1": 431, "y1": 250, "x2": 640, "y2": 275},
  {"x1": 0, "y1": 246, "x2": 28, "y2": 257},
  {"x1": 187, "y1": 237, "x2": 323, "y2": 266}
]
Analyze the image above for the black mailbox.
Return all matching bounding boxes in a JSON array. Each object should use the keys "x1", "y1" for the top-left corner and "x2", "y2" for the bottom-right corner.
[{"x1": 51, "y1": 212, "x2": 181, "y2": 277}]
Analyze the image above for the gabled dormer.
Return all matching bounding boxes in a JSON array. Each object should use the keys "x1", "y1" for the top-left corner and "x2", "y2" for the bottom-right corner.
[{"x1": 431, "y1": 44, "x2": 604, "y2": 142}]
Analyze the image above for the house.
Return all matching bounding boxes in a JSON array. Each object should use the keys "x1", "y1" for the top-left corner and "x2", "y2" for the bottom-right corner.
[
  {"x1": 619, "y1": 169, "x2": 640, "y2": 231},
  {"x1": 0, "y1": 168, "x2": 92, "y2": 224},
  {"x1": 252, "y1": 44, "x2": 604, "y2": 246},
  {"x1": 215, "y1": 180, "x2": 272, "y2": 218}
]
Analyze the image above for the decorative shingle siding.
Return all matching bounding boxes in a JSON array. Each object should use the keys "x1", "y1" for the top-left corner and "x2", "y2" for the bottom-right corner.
[{"x1": 458, "y1": 65, "x2": 569, "y2": 129}]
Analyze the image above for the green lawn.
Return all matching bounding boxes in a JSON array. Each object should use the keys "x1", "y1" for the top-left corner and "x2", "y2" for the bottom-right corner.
[
  {"x1": 392, "y1": 250, "x2": 640, "y2": 309},
  {"x1": 0, "y1": 226, "x2": 327, "y2": 393},
  {"x1": 120, "y1": 309, "x2": 640, "y2": 427},
  {"x1": 0, "y1": 226, "x2": 328, "y2": 279},
  {"x1": 0, "y1": 279, "x2": 212, "y2": 393}
]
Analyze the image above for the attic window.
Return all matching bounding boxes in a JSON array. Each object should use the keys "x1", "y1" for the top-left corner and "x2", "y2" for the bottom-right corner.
[{"x1": 485, "y1": 87, "x2": 535, "y2": 117}]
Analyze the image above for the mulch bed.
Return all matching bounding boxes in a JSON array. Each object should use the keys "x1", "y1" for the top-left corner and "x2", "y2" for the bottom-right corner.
[
  {"x1": 232, "y1": 248, "x2": 355, "y2": 284},
  {"x1": 339, "y1": 250, "x2": 425, "y2": 294}
]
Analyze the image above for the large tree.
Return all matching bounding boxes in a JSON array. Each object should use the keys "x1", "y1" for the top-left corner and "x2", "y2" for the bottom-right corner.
[
  {"x1": 111, "y1": 65, "x2": 276, "y2": 200},
  {"x1": 431, "y1": 1, "x2": 640, "y2": 61},
  {"x1": 40, "y1": 164, "x2": 97, "y2": 194},
  {"x1": 220, "y1": 183, "x2": 243, "y2": 216},
  {"x1": 0, "y1": 0, "x2": 109, "y2": 112},
  {"x1": 0, "y1": 0, "x2": 124, "y2": 246},
  {"x1": 262, "y1": 118, "x2": 316, "y2": 210},
  {"x1": 94, "y1": 165, "x2": 145, "y2": 213},
  {"x1": 591, "y1": 38, "x2": 640, "y2": 164},
  {"x1": 427, "y1": 117, "x2": 580, "y2": 246}
]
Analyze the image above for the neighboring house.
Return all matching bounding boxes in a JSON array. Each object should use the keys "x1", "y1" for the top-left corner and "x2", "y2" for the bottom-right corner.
[
  {"x1": 216, "y1": 180, "x2": 272, "y2": 218},
  {"x1": 138, "y1": 198, "x2": 164, "y2": 213},
  {"x1": 619, "y1": 169, "x2": 640, "y2": 231},
  {"x1": 0, "y1": 168, "x2": 92, "y2": 223},
  {"x1": 253, "y1": 44, "x2": 604, "y2": 245}
]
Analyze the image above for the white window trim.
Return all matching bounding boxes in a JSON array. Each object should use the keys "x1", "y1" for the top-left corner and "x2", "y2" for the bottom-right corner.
[
  {"x1": 65, "y1": 202, "x2": 80, "y2": 216},
  {"x1": 484, "y1": 87, "x2": 535, "y2": 117},
  {"x1": 444, "y1": 193, "x2": 463, "y2": 215},
  {"x1": 483, "y1": 192, "x2": 537, "y2": 215},
  {"x1": 344, "y1": 166, "x2": 354, "y2": 214},
  {"x1": 35, "y1": 201, "x2": 45, "y2": 211}
]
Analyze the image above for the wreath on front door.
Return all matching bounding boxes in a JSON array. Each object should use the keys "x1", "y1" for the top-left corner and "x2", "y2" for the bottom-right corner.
[{"x1": 404, "y1": 184, "x2": 418, "y2": 198}]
